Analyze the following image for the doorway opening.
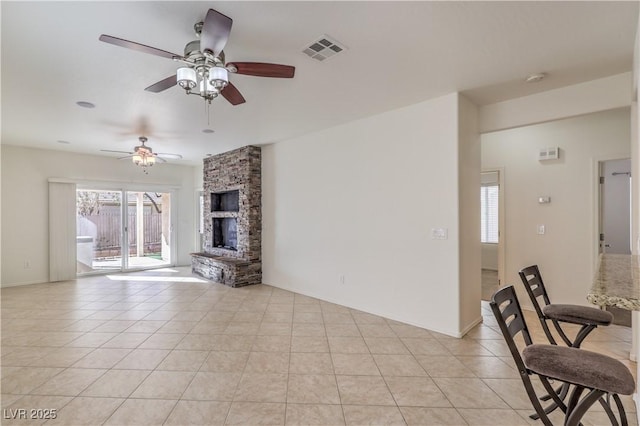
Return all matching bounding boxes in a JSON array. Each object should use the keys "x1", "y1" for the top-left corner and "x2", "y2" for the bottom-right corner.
[
  {"x1": 76, "y1": 189, "x2": 173, "y2": 274},
  {"x1": 480, "y1": 169, "x2": 505, "y2": 301},
  {"x1": 598, "y1": 158, "x2": 632, "y2": 326}
]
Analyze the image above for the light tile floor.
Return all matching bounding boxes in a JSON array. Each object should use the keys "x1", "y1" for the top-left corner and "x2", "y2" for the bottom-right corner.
[{"x1": 1, "y1": 267, "x2": 636, "y2": 425}]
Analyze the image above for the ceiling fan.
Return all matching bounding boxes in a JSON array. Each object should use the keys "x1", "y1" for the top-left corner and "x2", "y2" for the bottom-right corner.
[
  {"x1": 101, "y1": 136, "x2": 183, "y2": 174},
  {"x1": 99, "y1": 8, "x2": 295, "y2": 106}
]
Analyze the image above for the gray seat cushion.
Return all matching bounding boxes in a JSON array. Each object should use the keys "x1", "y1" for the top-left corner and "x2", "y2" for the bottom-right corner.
[
  {"x1": 523, "y1": 344, "x2": 635, "y2": 395},
  {"x1": 542, "y1": 304, "x2": 613, "y2": 326}
]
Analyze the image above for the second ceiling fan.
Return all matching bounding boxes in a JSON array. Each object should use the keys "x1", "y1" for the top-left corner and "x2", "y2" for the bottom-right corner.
[{"x1": 100, "y1": 8, "x2": 295, "y2": 106}]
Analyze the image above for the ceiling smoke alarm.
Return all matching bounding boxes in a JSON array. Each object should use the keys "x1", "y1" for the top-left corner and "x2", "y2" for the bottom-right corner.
[
  {"x1": 302, "y1": 35, "x2": 347, "y2": 62},
  {"x1": 525, "y1": 73, "x2": 547, "y2": 83}
]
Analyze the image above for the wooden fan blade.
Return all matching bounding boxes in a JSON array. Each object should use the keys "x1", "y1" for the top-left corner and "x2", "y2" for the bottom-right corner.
[
  {"x1": 221, "y1": 82, "x2": 246, "y2": 105},
  {"x1": 201, "y1": 9, "x2": 232, "y2": 57},
  {"x1": 228, "y1": 62, "x2": 295, "y2": 78},
  {"x1": 99, "y1": 35, "x2": 181, "y2": 60},
  {"x1": 145, "y1": 75, "x2": 177, "y2": 93}
]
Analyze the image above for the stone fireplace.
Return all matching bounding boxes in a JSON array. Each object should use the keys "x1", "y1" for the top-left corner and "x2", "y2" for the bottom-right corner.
[
  {"x1": 212, "y1": 217, "x2": 238, "y2": 251},
  {"x1": 191, "y1": 146, "x2": 261, "y2": 287}
]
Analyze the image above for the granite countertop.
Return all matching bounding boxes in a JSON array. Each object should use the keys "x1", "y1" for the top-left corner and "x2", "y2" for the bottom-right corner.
[{"x1": 587, "y1": 254, "x2": 640, "y2": 311}]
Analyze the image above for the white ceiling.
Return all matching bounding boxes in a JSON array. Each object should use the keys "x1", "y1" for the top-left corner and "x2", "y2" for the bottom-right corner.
[{"x1": 2, "y1": 1, "x2": 638, "y2": 165}]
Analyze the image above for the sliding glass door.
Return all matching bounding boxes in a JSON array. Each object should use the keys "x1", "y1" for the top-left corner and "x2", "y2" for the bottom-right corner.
[
  {"x1": 76, "y1": 189, "x2": 173, "y2": 275},
  {"x1": 125, "y1": 191, "x2": 171, "y2": 269},
  {"x1": 76, "y1": 190, "x2": 122, "y2": 273}
]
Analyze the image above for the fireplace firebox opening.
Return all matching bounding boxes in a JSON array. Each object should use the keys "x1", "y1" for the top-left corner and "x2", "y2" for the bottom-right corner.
[{"x1": 213, "y1": 217, "x2": 238, "y2": 251}]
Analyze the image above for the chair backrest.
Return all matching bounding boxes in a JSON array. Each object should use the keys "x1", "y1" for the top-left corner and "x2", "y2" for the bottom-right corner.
[
  {"x1": 518, "y1": 265, "x2": 552, "y2": 320},
  {"x1": 489, "y1": 286, "x2": 557, "y2": 426},
  {"x1": 489, "y1": 285, "x2": 533, "y2": 370}
]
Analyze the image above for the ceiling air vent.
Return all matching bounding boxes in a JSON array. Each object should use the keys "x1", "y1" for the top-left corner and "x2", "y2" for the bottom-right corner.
[{"x1": 302, "y1": 35, "x2": 346, "y2": 62}]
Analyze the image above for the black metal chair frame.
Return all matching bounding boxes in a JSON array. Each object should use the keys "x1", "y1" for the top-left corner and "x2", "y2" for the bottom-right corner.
[
  {"x1": 490, "y1": 285, "x2": 628, "y2": 426},
  {"x1": 519, "y1": 265, "x2": 597, "y2": 348},
  {"x1": 518, "y1": 264, "x2": 613, "y2": 419}
]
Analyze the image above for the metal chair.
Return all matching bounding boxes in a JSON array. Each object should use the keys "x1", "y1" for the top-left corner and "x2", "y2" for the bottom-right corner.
[
  {"x1": 490, "y1": 285, "x2": 634, "y2": 426},
  {"x1": 518, "y1": 264, "x2": 613, "y2": 348},
  {"x1": 518, "y1": 264, "x2": 616, "y2": 418}
]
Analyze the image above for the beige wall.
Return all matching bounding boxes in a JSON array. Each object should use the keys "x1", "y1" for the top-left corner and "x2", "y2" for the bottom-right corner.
[
  {"x1": 481, "y1": 108, "x2": 631, "y2": 308},
  {"x1": 1, "y1": 145, "x2": 198, "y2": 287},
  {"x1": 457, "y1": 94, "x2": 482, "y2": 332},
  {"x1": 480, "y1": 72, "x2": 632, "y2": 133},
  {"x1": 262, "y1": 93, "x2": 480, "y2": 337}
]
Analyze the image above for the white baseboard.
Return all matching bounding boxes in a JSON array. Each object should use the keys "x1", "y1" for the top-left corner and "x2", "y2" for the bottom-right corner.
[
  {"x1": 457, "y1": 316, "x2": 484, "y2": 338},
  {"x1": 1, "y1": 279, "x2": 47, "y2": 288}
]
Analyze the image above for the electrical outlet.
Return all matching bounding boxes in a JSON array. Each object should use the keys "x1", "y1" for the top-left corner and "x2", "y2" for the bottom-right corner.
[
  {"x1": 339, "y1": 275, "x2": 345, "y2": 285},
  {"x1": 23, "y1": 260, "x2": 31, "y2": 269},
  {"x1": 537, "y1": 225, "x2": 545, "y2": 235}
]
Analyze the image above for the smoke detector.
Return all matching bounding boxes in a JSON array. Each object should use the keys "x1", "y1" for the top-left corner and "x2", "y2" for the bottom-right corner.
[
  {"x1": 302, "y1": 35, "x2": 347, "y2": 62},
  {"x1": 525, "y1": 73, "x2": 547, "y2": 83}
]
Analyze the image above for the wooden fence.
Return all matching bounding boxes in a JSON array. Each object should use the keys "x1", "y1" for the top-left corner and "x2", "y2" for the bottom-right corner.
[{"x1": 81, "y1": 205, "x2": 163, "y2": 257}]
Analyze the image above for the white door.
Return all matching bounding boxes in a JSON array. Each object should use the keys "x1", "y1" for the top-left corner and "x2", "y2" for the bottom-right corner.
[{"x1": 600, "y1": 159, "x2": 631, "y2": 254}]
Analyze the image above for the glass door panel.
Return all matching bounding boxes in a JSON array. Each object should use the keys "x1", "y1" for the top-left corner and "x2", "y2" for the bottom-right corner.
[
  {"x1": 76, "y1": 190, "x2": 123, "y2": 274},
  {"x1": 126, "y1": 191, "x2": 171, "y2": 269}
]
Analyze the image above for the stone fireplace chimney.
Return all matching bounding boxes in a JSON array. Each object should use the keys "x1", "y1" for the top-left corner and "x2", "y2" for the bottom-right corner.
[{"x1": 191, "y1": 146, "x2": 261, "y2": 287}]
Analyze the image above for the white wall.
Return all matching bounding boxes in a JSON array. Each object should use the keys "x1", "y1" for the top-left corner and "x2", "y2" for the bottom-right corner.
[
  {"x1": 480, "y1": 73, "x2": 633, "y2": 133},
  {"x1": 263, "y1": 92, "x2": 479, "y2": 337},
  {"x1": 481, "y1": 108, "x2": 631, "y2": 308},
  {"x1": 457, "y1": 95, "x2": 482, "y2": 332},
  {"x1": 630, "y1": 11, "x2": 640, "y2": 420},
  {"x1": 1, "y1": 145, "x2": 198, "y2": 287}
]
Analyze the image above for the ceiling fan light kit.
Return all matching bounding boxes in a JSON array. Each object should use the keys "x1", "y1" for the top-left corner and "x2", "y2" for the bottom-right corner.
[
  {"x1": 100, "y1": 136, "x2": 182, "y2": 174},
  {"x1": 133, "y1": 153, "x2": 155, "y2": 167},
  {"x1": 131, "y1": 138, "x2": 156, "y2": 171},
  {"x1": 130, "y1": 137, "x2": 158, "y2": 173},
  {"x1": 176, "y1": 64, "x2": 230, "y2": 102},
  {"x1": 98, "y1": 7, "x2": 296, "y2": 170},
  {"x1": 100, "y1": 8, "x2": 295, "y2": 108}
]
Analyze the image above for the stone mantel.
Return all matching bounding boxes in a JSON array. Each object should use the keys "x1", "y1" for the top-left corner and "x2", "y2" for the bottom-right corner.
[{"x1": 587, "y1": 254, "x2": 640, "y2": 310}]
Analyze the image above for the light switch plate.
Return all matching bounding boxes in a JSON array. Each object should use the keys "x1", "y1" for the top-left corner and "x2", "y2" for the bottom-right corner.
[
  {"x1": 431, "y1": 228, "x2": 448, "y2": 240},
  {"x1": 537, "y1": 225, "x2": 545, "y2": 235}
]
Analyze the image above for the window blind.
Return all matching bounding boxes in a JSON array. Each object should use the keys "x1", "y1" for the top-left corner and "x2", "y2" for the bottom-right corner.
[
  {"x1": 49, "y1": 181, "x2": 77, "y2": 281},
  {"x1": 481, "y1": 185, "x2": 499, "y2": 243}
]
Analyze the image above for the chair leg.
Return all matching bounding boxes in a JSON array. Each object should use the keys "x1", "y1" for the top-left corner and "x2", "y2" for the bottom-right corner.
[
  {"x1": 540, "y1": 318, "x2": 559, "y2": 345},
  {"x1": 599, "y1": 394, "x2": 620, "y2": 426},
  {"x1": 519, "y1": 372, "x2": 555, "y2": 426},
  {"x1": 565, "y1": 387, "x2": 605, "y2": 426},
  {"x1": 531, "y1": 324, "x2": 598, "y2": 419},
  {"x1": 613, "y1": 394, "x2": 628, "y2": 426},
  {"x1": 551, "y1": 319, "x2": 574, "y2": 346},
  {"x1": 532, "y1": 382, "x2": 571, "y2": 419},
  {"x1": 572, "y1": 324, "x2": 596, "y2": 348},
  {"x1": 530, "y1": 376, "x2": 570, "y2": 420}
]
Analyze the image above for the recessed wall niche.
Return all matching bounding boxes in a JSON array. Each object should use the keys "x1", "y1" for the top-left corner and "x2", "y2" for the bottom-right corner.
[
  {"x1": 191, "y1": 146, "x2": 261, "y2": 287},
  {"x1": 212, "y1": 190, "x2": 239, "y2": 212}
]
